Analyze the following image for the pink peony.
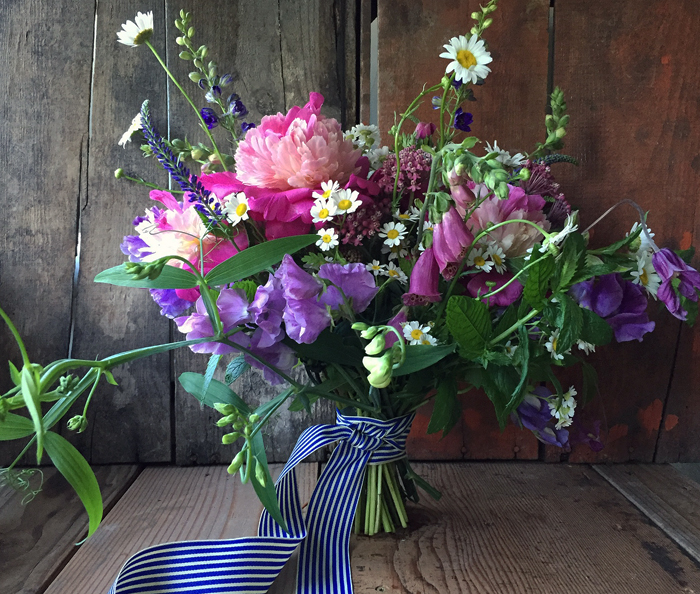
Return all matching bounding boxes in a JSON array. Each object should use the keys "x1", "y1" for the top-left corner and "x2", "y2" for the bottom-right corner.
[{"x1": 468, "y1": 184, "x2": 550, "y2": 258}]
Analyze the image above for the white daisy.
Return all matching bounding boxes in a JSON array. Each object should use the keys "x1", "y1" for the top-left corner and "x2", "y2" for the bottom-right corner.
[
  {"x1": 576, "y1": 340, "x2": 596, "y2": 355},
  {"x1": 420, "y1": 334, "x2": 439, "y2": 346},
  {"x1": 378, "y1": 222, "x2": 407, "y2": 247},
  {"x1": 549, "y1": 387, "x2": 577, "y2": 429},
  {"x1": 366, "y1": 260, "x2": 387, "y2": 276},
  {"x1": 439, "y1": 34, "x2": 493, "y2": 85},
  {"x1": 118, "y1": 113, "x2": 143, "y2": 147},
  {"x1": 224, "y1": 192, "x2": 250, "y2": 225},
  {"x1": 346, "y1": 124, "x2": 380, "y2": 149},
  {"x1": 385, "y1": 262, "x2": 408, "y2": 284},
  {"x1": 316, "y1": 228, "x2": 339, "y2": 252},
  {"x1": 630, "y1": 251, "x2": 661, "y2": 298},
  {"x1": 334, "y1": 189, "x2": 361, "y2": 214},
  {"x1": 367, "y1": 146, "x2": 390, "y2": 170},
  {"x1": 312, "y1": 180, "x2": 340, "y2": 201},
  {"x1": 542, "y1": 213, "x2": 578, "y2": 252},
  {"x1": 628, "y1": 222, "x2": 655, "y2": 254},
  {"x1": 394, "y1": 207, "x2": 421, "y2": 222},
  {"x1": 310, "y1": 198, "x2": 337, "y2": 224},
  {"x1": 381, "y1": 243, "x2": 409, "y2": 261},
  {"x1": 402, "y1": 321, "x2": 434, "y2": 346},
  {"x1": 486, "y1": 244, "x2": 507, "y2": 273},
  {"x1": 117, "y1": 11, "x2": 154, "y2": 47},
  {"x1": 485, "y1": 141, "x2": 526, "y2": 168},
  {"x1": 467, "y1": 247, "x2": 493, "y2": 272},
  {"x1": 544, "y1": 329, "x2": 565, "y2": 361}
]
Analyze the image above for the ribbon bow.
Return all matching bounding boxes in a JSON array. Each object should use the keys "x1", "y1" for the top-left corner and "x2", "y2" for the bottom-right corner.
[{"x1": 109, "y1": 411, "x2": 414, "y2": 594}]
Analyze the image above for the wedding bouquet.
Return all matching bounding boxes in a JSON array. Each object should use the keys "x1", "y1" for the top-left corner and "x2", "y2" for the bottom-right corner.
[{"x1": 2, "y1": 2, "x2": 699, "y2": 591}]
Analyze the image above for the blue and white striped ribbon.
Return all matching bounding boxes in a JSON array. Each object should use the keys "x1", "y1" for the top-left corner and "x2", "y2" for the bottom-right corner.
[{"x1": 108, "y1": 411, "x2": 414, "y2": 594}]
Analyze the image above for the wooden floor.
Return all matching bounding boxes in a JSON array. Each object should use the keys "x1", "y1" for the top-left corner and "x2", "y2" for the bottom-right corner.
[{"x1": 2, "y1": 463, "x2": 700, "y2": 594}]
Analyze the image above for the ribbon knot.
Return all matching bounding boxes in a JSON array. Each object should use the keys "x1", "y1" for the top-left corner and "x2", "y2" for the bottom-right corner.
[{"x1": 109, "y1": 411, "x2": 414, "y2": 594}]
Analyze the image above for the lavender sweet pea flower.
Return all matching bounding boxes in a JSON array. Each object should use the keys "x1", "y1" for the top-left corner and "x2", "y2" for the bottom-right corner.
[
  {"x1": 402, "y1": 247, "x2": 441, "y2": 306},
  {"x1": 275, "y1": 254, "x2": 323, "y2": 300},
  {"x1": 149, "y1": 289, "x2": 192, "y2": 319},
  {"x1": 120, "y1": 235, "x2": 152, "y2": 262},
  {"x1": 466, "y1": 271, "x2": 523, "y2": 307},
  {"x1": 570, "y1": 274, "x2": 655, "y2": 342},
  {"x1": 385, "y1": 308, "x2": 408, "y2": 348},
  {"x1": 652, "y1": 248, "x2": 700, "y2": 320},
  {"x1": 511, "y1": 386, "x2": 570, "y2": 449},
  {"x1": 283, "y1": 298, "x2": 331, "y2": 344},
  {"x1": 432, "y1": 207, "x2": 474, "y2": 280},
  {"x1": 249, "y1": 274, "x2": 286, "y2": 348},
  {"x1": 245, "y1": 328, "x2": 297, "y2": 385},
  {"x1": 318, "y1": 262, "x2": 379, "y2": 313}
]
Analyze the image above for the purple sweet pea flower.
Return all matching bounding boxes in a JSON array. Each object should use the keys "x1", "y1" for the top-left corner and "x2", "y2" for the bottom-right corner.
[
  {"x1": 432, "y1": 206, "x2": 475, "y2": 280},
  {"x1": 245, "y1": 328, "x2": 297, "y2": 385},
  {"x1": 569, "y1": 274, "x2": 655, "y2": 342},
  {"x1": 466, "y1": 271, "x2": 523, "y2": 307},
  {"x1": 385, "y1": 308, "x2": 408, "y2": 348},
  {"x1": 415, "y1": 121, "x2": 436, "y2": 139},
  {"x1": 149, "y1": 289, "x2": 192, "y2": 319},
  {"x1": 318, "y1": 263, "x2": 378, "y2": 313},
  {"x1": 283, "y1": 298, "x2": 331, "y2": 344},
  {"x1": 120, "y1": 235, "x2": 153, "y2": 262},
  {"x1": 453, "y1": 108, "x2": 473, "y2": 132},
  {"x1": 652, "y1": 248, "x2": 700, "y2": 320},
  {"x1": 511, "y1": 386, "x2": 570, "y2": 449},
  {"x1": 275, "y1": 254, "x2": 323, "y2": 300},
  {"x1": 402, "y1": 247, "x2": 441, "y2": 306},
  {"x1": 249, "y1": 274, "x2": 286, "y2": 348}
]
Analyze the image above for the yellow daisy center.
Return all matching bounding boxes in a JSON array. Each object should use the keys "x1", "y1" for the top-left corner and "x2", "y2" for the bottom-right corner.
[
  {"x1": 319, "y1": 208, "x2": 329, "y2": 219},
  {"x1": 493, "y1": 254, "x2": 502, "y2": 266},
  {"x1": 457, "y1": 49, "x2": 477, "y2": 69},
  {"x1": 235, "y1": 203, "x2": 248, "y2": 217},
  {"x1": 640, "y1": 269, "x2": 649, "y2": 285},
  {"x1": 322, "y1": 188, "x2": 333, "y2": 199},
  {"x1": 398, "y1": 213, "x2": 410, "y2": 219},
  {"x1": 388, "y1": 270, "x2": 399, "y2": 277},
  {"x1": 411, "y1": 329, "x2": 424, "y2": 340},
  {"x1": 421, "y1": 339, "x2": 432, "y2": 345},
  {"x1": 322, "y1": 234, "x2": 332, "y2": 244},
  {"x1": 338, "y1": 199, "x2": 352, "y2": 210},
  {"x1": 387, "y1": 229, "x2": 400, "y2": 240},
  {"x1": 474, "y1": 256, "x2": 486, "y2": 267}
]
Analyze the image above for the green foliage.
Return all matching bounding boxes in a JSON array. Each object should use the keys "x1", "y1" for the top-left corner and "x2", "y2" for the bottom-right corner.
[
  {"x1": 427, "y1": 376, "x2": 460, "y2": 437},
  {"x1": 555, "y1": 234, "x2": 586, "y2": 291},
  {"x1": 201, "y1": 354, "x2": 222, "y2": 402},
  {"x1": 225, "y1": 356, "x2": 250, "y2": 384},
  {"x1": 523, "y1": 254, "x2": 555, "y2": 308},
  {"x1": 0, "y1": 413, "x2": 35, "y2": 441},
  {"x1": 554, "y1": 294, "x2": 583, "y2": 354},
  {"x1": 579, "y1": 308, "x2": 614, "y2": 346},
  {"x1": 446, "y1": 296, "x2": 491, "y2": 359},
  {"x1": 394, "y1": 344, "x2": 456, "y2": 377},
  {"x1": 249, "y1": 432, "x2": 287, "y2": 533},
  {"x1": 179, "y1": 372, "x2": 251, "y2": 415},
  {"x1": 232, "y1": 280, "x2": 258, "y2": 302},
  {"x1": 287, "y1": 328, "x2": 363, "y2": 366},
  {"x1": 466, "y1": 364, "x2": 522, "y2": 429},
  {"x1": 95, "y1": 264, "x2": 198, "y2": 289},
  {"x1": 21, "y1": 367, "x2": 44, "y2": 463}
]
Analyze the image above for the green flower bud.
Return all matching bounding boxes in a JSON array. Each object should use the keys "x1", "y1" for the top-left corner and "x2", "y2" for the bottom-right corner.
[
  {"x1": 233, "y1": 420, "x2": 245, "y2": 430},
  {"x1": 216, "y1": 414, "x2": 235, "y2": 427},
  {"x1": 227, "y1": 450, "x2": 245, "y2": 474},
  {"x1": 114, "y1": 168, "x2": 124, "y2": 179},
  {"x1": 175, "y1": 36, "x2": 186, "y2": 45},
  {"x1": 360, "y1": 326, "x2": 380, "y2": 340},
  {"x1": 193, "y1": 59, "x2": 203, "y2": 69},
  {"x1": 67, "y1": 415, "x2": 88, "y2": 433},
  {"x1": 351, "y1": 322, "x2": 369, "y2": 332},
  {"x1": 254, "y1": 461, "x2": 267, "y2": 487},
  {"x1": 471, "y1": 11, "x2": 480, "y2": 19},
  {"x1": 199, "y1": 46, "x2": 208, "y2": 59},
  {"x1": 248, "y1": 413, "x2": 260, "y2": 424},
  {"x1": 179, "y1": 51, "x2": 193, "y2": 61},
  {"x1": 213, "y1": 402, "x2": 235, "y2": 415},
  {"x1": 222, "y1": 433, "x2": 239, "y2": 445},
  {"x1": 364, "y1": 334, "x2": 386, "y2": 356},
  {"x1": 362, "y1": 352, "x2": 393, "y2": 389},
  {"x1": 482, "y1": 17, "x2": 493, "y2": 28},
  {"x1": 188, "y1": 72, "x2": 204, "y2": 83},
  {"x1": 190, "y1": 147, "x2": 207, "y2": 160},
  {"x1": 518, "y1": 168, "x2": 531, "y2": 181},
  {"x1": 187, "y1": 26, "x2": 195, "y2": 38},
  {"x1": 440, "y1": 75, "x2": 451, "y2": 89},
  {"x1": 244, "y1": 425, "x2": 251, "y2": 437},
  {"x1": 555, "y1": 127, "x2": 567, "y2": 139}
]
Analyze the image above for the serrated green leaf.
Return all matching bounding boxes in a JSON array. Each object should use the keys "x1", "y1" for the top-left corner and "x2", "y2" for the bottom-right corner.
[
  {"x1": 44, "y1": 431, "x2": 103, "y2": 540},
  {"x1": 201, "y1": 354, "x2": 222, "y2": 401},
  {"x1": 427, "y1": 377, "x2": 460, "y2": 437},
  {"x1": 446, "y1": 296, "x2": 491, "y2": 359},
  {"x1": 178, "y1": 372, "x2": 251, "y2": 415},
  {"x1": 555, "y1": 294, "x2": 583, "y2": 354},
  {"x1": 579, "y1": 308, "x2": 613, "y2": 346},
  {"x1": 523, "y1": 254, "x2": 555, "y2": 308},
  {"x1": 0, "y1": 413, "x2": 35, "y2": 441},
  {"x1": 95, "y1": 264, "x2": 198, "y2": 289},
  {"x1": 205, "y1": 235, "x2": 316, "y2": 286},
  {"x1": 249, "y1": 432, "x2": 287, "y2": 533},
  {"x1": 225, "y1": 356, "x2": 250, "y2": 384},
  {"x1": 394, "y1": 344, "x2": 456, "y2": 376},
  {"x1": 556, "y1": 235, "x2": 584, "y2": 290}
]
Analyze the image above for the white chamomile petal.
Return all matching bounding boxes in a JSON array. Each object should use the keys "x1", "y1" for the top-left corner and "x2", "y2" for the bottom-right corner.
[
  {"x1": 316, "y1": 228, "x2": 339, "y2": 252},
  {"x1": 378, "y1": 222, "x2": 407, "y2": 247},
  {"x1": 486, "y1": 244, "x2": 507, "y2": 273},
  {"x1": 385, "y1": 262, "x2": 408, "y2": 284},
  {"x1": 439, "y1": 34, "x2": 493, "y2": 85},
  {"x1": 467, "y1": 247, "x2": 493, "y2": 273},
  {"x1": 117, "y1": 11, "x2": 154, "y2": 47},
  {"x1": 334, "y1": 189, "x2": 361, "y2": 214},
  {"x1": 118, "y1": 113, "x2": 143, "y2": 147},
  {"x1": 366, "y1": 260, "x2": 387, "y2": 276},
  {"x1": 224, "y1": 192, "x2": 250, "y2": 225},
  {"x1": 313, "y1": 180, "x2": 340, "y2": 201},
  {"x1": 310, "y1": 198, "x2": 337, "y2": 224}
]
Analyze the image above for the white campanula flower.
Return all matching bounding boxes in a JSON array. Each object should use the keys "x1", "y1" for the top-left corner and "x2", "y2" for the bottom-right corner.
[
  {"x1": 310, "y1": 198, "x2": 337, "y2": 224},
  {"x1": 439, "y1": 34, "x2": 493, "y2": 85},
  {"x1": 224, "y1": 192, "x2": 250, "y2": 225},
  {"x1": 312, "y1": 180, "x2": 340, "y2": 201},
  {"x1": 402, "y1": 321, "x2": 434, "y2": 346},
  {"x1": 630, "y1": 251, "x2": 661, "y2": 298},
  {"x1": 381, "y1": 242, "x2": 408, "y2": 261},
  {"x1": 467, "y1": 247, "x2": 493, "y2": 273},
  {"x1": 549, "y1": 387, "x2": 577, "y2": 429},
  {"x1": 117, "y1": 11, "x2": 154, "y2": 47},
  {"x1": 544, "y1": 329, "x2": 565, "y2": 361},
  {"x1": 486, "y1": 243, "x2": 507, "y2": 273},
  {"x1": 118, "y1": 113, "x2": 143, "y2": 147},
  {"x1": 316, "y1": 228, "x2": 339, "y2": 251},
  {"x1": 379, "y1": 222, "x2": 407, "y2": 247},
  {"x1": 385, "y1": 262, "x2": 408, "y2": 284},
  {"x1": 334, "y1": 189, "x2": 361, "y2": 214},
  {"x1": 366, "y1": 260, "x2": 387, "y2": 276},
  {"x1": 576, "y1": 340, "x2": 596, "y2": 355},
  {"x1": 485, "y1": 141, "x2": 526, "y2": 168}
]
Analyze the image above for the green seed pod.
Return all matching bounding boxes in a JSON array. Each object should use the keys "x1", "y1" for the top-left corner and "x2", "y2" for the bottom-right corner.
[
  {"x1": 114, "y1": 168, "x2": 124, "y2": 179},
  {"x1": 187, "y1": 26, "x2": 195, "y2": 38},
  {"x1": 193, "y1": 59, "x2": 203, "y2": 69},
  {"x1": 175, "y1": 36, "x2": 186, "y2": 46}
]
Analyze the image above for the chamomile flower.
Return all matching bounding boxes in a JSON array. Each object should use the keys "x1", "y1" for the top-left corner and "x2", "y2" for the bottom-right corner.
[
  {"x1": 310, "y1": 198, "x2": 337, "y2": 224},
  {"x1": 486, "y1": 244, "x2": 507, "y2": 273},
  {"x1": 312, "y1": 180, "x2": 340, "y2": 201},
  {"x1": 544, "y1": 329, "x2": 565, "y2": 361},
  {"x1": 420, "y1": 334, "x2": 439, "y2": 346},
  {"x1": 366, "y1": 260, "x2": 387, "y2": 276},
  {"x1": 439, "y1": 34, "x2": 493, "y2": 85},
  {"x1": 467, "y1": 247, "x2": 493, "y2": 272},
  {"x1": 630, "y1": 251, "x2": 661, "y2": 297},
  {"x1": 117, "y1": 11, "x2": 154, "y2": 47},
  {"x1": 485, "y1": 141, "x2": 526, "y2": 168},
  {"x1": 402, "y1": 321, "x2": 434, "y2": 346},
  {"x1": 379, "y1": 222, "x2": 407, "y2": 247},
  {"x1": 504, "y1": 340, "x2": 518, "y2": 358},
  {"x1": 542, "y1": 213, "x2": 578, "y2": 252},
  {"x1": 224, "y1": 192, "x2": 250, "y2": 225},
  {"x1": 334, "y1": 189, "x2": 361, "y2": 214},
  {"x1": 381, "y1": 243, "x2": 409, "y2": 261},
  {"x1": 394, "y1": 206, "x2": 421, "y2": 222},
  {"x1": 367, "y1": 146, "x2": 390, "y2": 170},
  {"x1": 549, "y1": 387, "x2": 577, "y2": 429},
  {"x1": 628, "y1": 222, "x2": 655, "y2": 254},
  {"x1": 118, "y1": 113, "x2": 143, "y2": 147},
  {"x1": 385, "y1": 262, "x2": 408, "y2": 284},
  {"x1": 316, "y1": 228, "x2": 339, "y2": 252},
  {"x1": 576, "y1": 340, "x2": 596, "y2": 355},
  {"x1": 346, "y1": 124, "x2": 380, "y2": 149}
]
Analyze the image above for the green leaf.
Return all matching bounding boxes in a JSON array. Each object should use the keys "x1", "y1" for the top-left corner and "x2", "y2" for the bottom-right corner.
[
  {"x1": 493, "y1": 305, "x2": 518, "y2": 339},
  {"x1": 205, "y1": 235, "x2": 317, "y2": 286},
  {"x1": 201, "y1": 354, "x2": 222, "y2": 402},
  {"x1": 394, "y1": 344, "x2": 456, "y2": 376},
  {"x1": 8, "y1": 361, "x2": 21, "y2": 386},
  {"x1": 95, "y1": 264, "x2": 198, "y2": 289},
  {"x1": 579, "y1": 308, "x2": 613, "y2": 346},
  {"x1": 446, "y1": 296, "x2": 491, "y2": 359},
  {"x1": 556, "y1": 234, "x2": 585, "y2": 290},
  {"x1": 225, "y1": 356, "x2": 250, "y2": 384},
  {"x1": 21, "y1": 367, "x2": 44, "y2": 463},
  {"x1": 0, "y1": 413, "x2": 35, "y2": 441},
  {"x1": 232, "y1": 280, "x2": 259, "y2": 302},
  {"x1": 103, "y1": 370, "x2": 119, "y2": 386},
  {"x1": 523, "y1": 254, "x2": 555, "y2": 308},
  {"x1": 286, "y1": 329, "x2": 363, "y2": 366},
  {"x1": 44, "y1": 431, "x2": 103, "y2": 540},
  {"x1": 510, "y1": 325, "x2": 531, "y2": 408},
  {"x1": 470, "y1": 365, "x2": 521, "y2": 429},
  {"x1": 178, "y1": 372, "x2": 251, "y2": 415},
  {"x1": 581, "y1": 361, "x2": 599, "y2": 405},
  {"x1": 254, "y1": 387, "x2": 294, "y2": 425},
  {"x1": 288, "y1": 375, "x2": 350, "y2": 412},
  {"x1": 590, "y1": 225, "x2": 642, "y2": 256},
  {"x1": 249, "y1": 432, "x2": 288, "y2": 533},
  {"x1": 555, "y1": 294, "x2": 583, "y2": 354},
  {"x1": 427, "y1": 377, "x2": 461, "y2": 437}
]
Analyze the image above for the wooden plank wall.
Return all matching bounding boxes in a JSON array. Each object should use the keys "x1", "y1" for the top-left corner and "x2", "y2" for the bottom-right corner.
[{"x1": 1, "y1": 0, "x2": 699, "y2": 465}]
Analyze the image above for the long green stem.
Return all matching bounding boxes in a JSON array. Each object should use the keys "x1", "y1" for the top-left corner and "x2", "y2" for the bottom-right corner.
[
  {"x1": 145, "y1": 41, "x2": 228, "y2": 171},
  {"x1": 0, "y1": 306, "x2": 30, "y2": 367},
  {"x1": 490, "y1": 308, "x2": 541, "y2": 345},
  {"x1": 383, "y1": 463, "x2": 408, "y2": 528},
  {"x1": 437, "y1": 73, "x2": 456, "y2": 150},
  {"x1": 120, "y1": 174, "x2": 186, "y2": 194},
  {"x1": 415, "y1": 154, "x2": 441, "y2": 249}
]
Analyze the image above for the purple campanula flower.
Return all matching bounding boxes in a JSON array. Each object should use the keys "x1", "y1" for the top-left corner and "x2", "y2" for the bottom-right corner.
[
  {"x1": 149, "y1": 289, "x2": 192, "y2": 319},
  {"x1": 229, "y1": 99, "x2": 248, "y2": 118},
  {"x1": 415, "y1": 121, "x2": 436, "y2": 140},
  {"x1": 275, "y1": 254, "x2": 323, "y2": 300},
  {"x1": 249, "y1": 274, "x2": 286, "y2": 348},
  {"x1": 200, "y1": 107, "x2": 218, "y2": 129},
  {"x1": 245, "y1": 328, "x2": 297, "y2": 385},
  {"x1": 241, "y1": 122, "x2": 256, "y2": 132},
  {"x1": 403, "y1": 247, "x2": 441, "y2": 306},
  {"x1": 432, "y1": 206, "x2": 474, "y2": 280},
  {"x1": 453, "y1": 108, "x2": 473, "y2": 132},
  {"x1": 652, "y1": 248, "x2": 700, "y2": 320},
  {"x1": 283, "y1": 298, "x2": 331, "y2": 344},
  {"x1": 318, "y1": 262, "x2": 378, "y2": 313},
  {"x1": 570, "y1": 274, "x2": 655, "y2": 342},
  {"x1": 219, "y1": 74, "x2": 234, "y2": 86},
  {"x1": 511, "y1": 386, "x2": 570, "y2": 449}
]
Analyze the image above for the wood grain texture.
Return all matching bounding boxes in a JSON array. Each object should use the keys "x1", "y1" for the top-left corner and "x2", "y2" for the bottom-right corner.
[
  {"x1": 44, "y1": 464, "x2": 316, "y2": 594},
  {"x1": 549, "y1": 0, "x2": 700, "y2": 463},
  {"x1": 595, "y1": 464, "x2": 700, "y2": 563},
  {"x1": 351, "y1": 463, "x2": 700, "y2": 593},
  {"x1": 377, "y1": 0, "x2": 547, "y2": 460},
  {"x1": 0, "y1": 465, "x2": 139, "y2": 594},
  {"x1": 0, "y1": 0, "x2": 95, "y2": 465},
  {"x1": 68, "y1": 2, "x2": 172, "y2": 464}
]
